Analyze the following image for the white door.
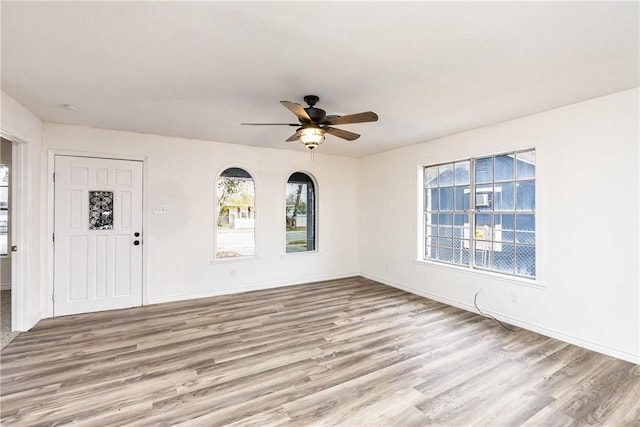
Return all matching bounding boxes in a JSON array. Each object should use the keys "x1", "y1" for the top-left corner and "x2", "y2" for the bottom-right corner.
[{"x1": 54, "y1": 155, "x2": 143, "y2": 316}]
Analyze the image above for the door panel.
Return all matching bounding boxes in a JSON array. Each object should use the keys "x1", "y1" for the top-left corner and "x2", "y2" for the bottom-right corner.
[{"x1": 54, "y1": 156, "x2": 143, "y2": 316}]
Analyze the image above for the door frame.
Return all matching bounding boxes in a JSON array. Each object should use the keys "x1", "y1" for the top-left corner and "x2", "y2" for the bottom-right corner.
[
  {"x1": 47, "y1": 150, "x2": 148, "y2": 317},
  {"x1": 0, "y1": 131, "x2": 27, "y2": 331}
]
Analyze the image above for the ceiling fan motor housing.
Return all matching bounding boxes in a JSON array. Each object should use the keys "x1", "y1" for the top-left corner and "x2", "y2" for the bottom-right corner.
[{"x1": 303, "y1": 95, "x2": 325, "y2": 123}]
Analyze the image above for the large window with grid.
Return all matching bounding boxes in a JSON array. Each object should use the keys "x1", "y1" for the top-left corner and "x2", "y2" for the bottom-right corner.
[{"x1": 423, "y1": 149, "x2": 536, "y2": 279}]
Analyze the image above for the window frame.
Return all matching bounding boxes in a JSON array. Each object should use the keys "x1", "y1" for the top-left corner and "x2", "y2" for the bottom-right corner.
[
  {"x1": 285, "y1": 172, "x2": 317, "y2": 254},
  {"x1": 421, "y1": 149, "x2": 536, "y2": 280},
  {"x1": 215, "y1": 167, "x2": 257, "y2": 260}
]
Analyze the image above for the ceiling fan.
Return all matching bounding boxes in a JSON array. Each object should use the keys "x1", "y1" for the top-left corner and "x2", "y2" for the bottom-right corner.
[{"x1": 242, "y1": 95, "x2": 378, "y2": 150}]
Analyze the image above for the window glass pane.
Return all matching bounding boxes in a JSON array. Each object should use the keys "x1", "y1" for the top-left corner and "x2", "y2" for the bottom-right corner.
[
  {"x1": 453, "y1": 246, "x2": 470, "y2": 266},
  {"x1": 427, "y1": 213, "x2": 438, "y2": 235},
  {"x1": 0, "y1": 210, "x2": 7, "y2": 256},
  {"x1": 453, "y1": 213, "x2": 468, "y2": 227},
  {"x1": 438, "y1": 164, "x2": 454, "y2": 187},
  {"x1": 286, "y1": 173, "x2": 316, "y2": 253},
  {"x1": 495, "y1": 155, "x2": 514, "y2": 181},
  {"x1": 425, "y1": 188, "x2": 439, "y2": 211},
  {"x1": 453, "y1": 213, "x2": 468, "y2": 246},
  {"x1": 425, "y1": 214, "x2": 436, "y2": 237},
  {"x1": 515, "y1": 245, "x2": 536, "y2": 277},
  {"x1": 475, "y1": 157, "x2": 493, "y2": 184},
  {"x1": 88, "y1": 191, "x2": 114, "y2": 230},
  {"x1": 475, "y1": 186, "x2": 493, "y2": 211},
  {"x1": 515, "y1": 214, "x2": 535, "y2": 244},
  {"x1": 217, "y1": 169, "x2": 255, "y2": 258},
  {"x1": 438, "y1": 238, "x2": 453, "y2": 248},
  {"x1": 516, "y1": 151, "x2": 536, "y2": 180},
  {"x1": 454, "y1": 186, "x2": 469, "y2": 211},
  {"x1": 438, "y1": 246, "x2": 454, "y2": 263},
  {"x1": 425, "y1": 166, "x2": 439, "y2": 188},
  {"x1": 475, "y1": 213, "x2": 492, "y2": 243},
  {"x1": 474, "y1": 242, "x2": 492, "y2": 269},
  {"x1": 516, "y1": 180, "x2": 535, "y2": 210},
  {"x1": 0, "y1": 165, "x2": 7, "y2": 186},
  {"x1": 425, "y1": 244, "x2": 437, "y2": 261},
  {"x1": 0, "y1": 186, "x2": 7, "y2": 209},
  {"x1": 438, "y1": 213, "x2": 452, "y2": 239},
  {"x1": 439, "y1": 187, "x2": 454, "y2": 211},
  {"x1": 1, "y1": 164, "x2": 7, "y2": 257},
  {"x1": 493, "y1": 243, "x2": 514, "y2": 274},
  {"x1": 495, "y1": 182, "x2": 514, "y2": 210},
  {"x1": 496, "y1": 214, "x2": 514, "y2": 242},
  {"x1": 454, "y1": 161, "x2": 470, "y2": 185}
]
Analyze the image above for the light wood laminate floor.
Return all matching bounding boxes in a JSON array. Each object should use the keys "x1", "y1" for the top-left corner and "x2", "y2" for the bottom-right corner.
[{"x1": 1, "y1": 277, "x2": 639, "y2": 426}]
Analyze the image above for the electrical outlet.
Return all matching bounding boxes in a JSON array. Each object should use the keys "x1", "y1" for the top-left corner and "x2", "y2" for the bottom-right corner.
[
  {"x1": 230, "y1": 269, "x2": 236, "y2": 277},
  {"x1": 511, "y1": 292, "x2": 518, "y2": 303}
]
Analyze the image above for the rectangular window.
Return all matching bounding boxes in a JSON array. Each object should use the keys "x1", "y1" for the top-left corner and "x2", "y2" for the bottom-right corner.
[
  {"x1": 423, "y1": 149, "x2": 535, "y2": 279},
  {"x1": 0, "y1": 163, "x2": 8, "y2": 256}
]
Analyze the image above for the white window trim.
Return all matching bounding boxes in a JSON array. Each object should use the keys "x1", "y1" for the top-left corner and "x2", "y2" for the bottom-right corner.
[
  {"x1": 418, "y1": 149, "x2": 537, "y2": 281},
  {"x1": 283, "y1": 171, "x2": 318, "y2": 255},
  {"x1": 214, "y1": 166, "x2": 258, "y2": 261}
]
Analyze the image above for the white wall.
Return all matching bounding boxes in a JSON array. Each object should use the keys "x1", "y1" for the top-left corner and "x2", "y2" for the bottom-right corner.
[
  {"x1": 359, "y1": 88, "x2": 640, "y2": 363},
  {"x1": 41, "y1": 124, "x2": 360, "y2": 308},
  {"x1": 8, "y1": 87, "x2": 639, "y2": 364},
  {"x1": 1, "y1": 91, "x2": 43, "y2": 330}
]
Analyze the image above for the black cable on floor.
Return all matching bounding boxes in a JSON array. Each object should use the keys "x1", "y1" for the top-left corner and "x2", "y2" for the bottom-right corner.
[{"x1": 474, "y1": 292, "x2": 517, "y2": 332}]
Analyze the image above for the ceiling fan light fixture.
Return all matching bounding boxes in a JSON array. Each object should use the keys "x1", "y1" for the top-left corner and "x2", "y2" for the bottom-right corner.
[{"x1": 298, "y1": 126, "x2": 325, "y2": 150}]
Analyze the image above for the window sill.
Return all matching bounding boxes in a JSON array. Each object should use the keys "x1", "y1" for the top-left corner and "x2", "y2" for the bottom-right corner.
[
  {"x1": 281, "y1": 250, "x2": 320, "y2": 259},
  {"x1": 413, "y1": 259, "x2": 543, "y2": 289},
  {"x1": 210, "y1": 255, "x2": 263, "y2": 264}
]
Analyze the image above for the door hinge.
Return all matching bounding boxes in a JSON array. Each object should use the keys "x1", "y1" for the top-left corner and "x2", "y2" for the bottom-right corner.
[
  {"x1": 53, "y1": 172, "x2": 55, "y2": 182},
  {"x1": 52, "y1": 233, "x2": 55, "y2": 242},
  {"x1": 52, "y1": 293, "x2": 55, "y2": 303}
]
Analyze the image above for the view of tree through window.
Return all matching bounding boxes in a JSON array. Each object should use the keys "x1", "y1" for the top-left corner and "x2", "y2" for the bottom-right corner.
[
  {"x1": 286, "y1": 172, "x2": 316, "y2": 253},
  {"x1": 216, "y1": 168, "x2": 255, "y2": 258},
  {"x1": 424, "y1": 149, "x2": 536, "y2": 278}
]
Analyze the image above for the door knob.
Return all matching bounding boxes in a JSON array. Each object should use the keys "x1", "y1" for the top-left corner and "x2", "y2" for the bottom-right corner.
[
  {"x1": 133, "y1": 240, "x2": 140, "y2": 246},
  {"x1": 134, "y1": 232, "x2": 140, "y2": 237},
  {"x1": 10, "y1": 246, "x2": 17, "y2": 252}
]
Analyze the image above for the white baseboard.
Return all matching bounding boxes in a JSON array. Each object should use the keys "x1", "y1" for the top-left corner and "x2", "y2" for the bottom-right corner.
[
  {"x1": 361, "y1": 273, "x2": 639, "y2": 365},
  {"x1": 146, "y1": 272, "x2": 360, "y2": 305}
]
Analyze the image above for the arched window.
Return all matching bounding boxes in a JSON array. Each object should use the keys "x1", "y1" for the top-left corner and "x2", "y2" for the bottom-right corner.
[
  {"x1": 286, "y1": 172, "x2": 316, "y2": 253},
  {"x1": 216, "y1": 167, "x2": 255, "y2": 258}
]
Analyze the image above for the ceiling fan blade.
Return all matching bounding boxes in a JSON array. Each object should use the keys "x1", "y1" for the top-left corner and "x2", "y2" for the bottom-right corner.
[
  {"x1": 241, "y1": 123, "x2": 299, "y2": 126},
  {"x1": 324, "y1": 127, "x2": 360, "y2": 141},
  {"x1": 280, "y1": 101, "x2": 311, "y2": 122},
  {"x1": 285, "y1": 133, "x2": 299, "y2": 142},
  {"x1": 322, "y1": 111, "x2": 378, "y2": 125}
]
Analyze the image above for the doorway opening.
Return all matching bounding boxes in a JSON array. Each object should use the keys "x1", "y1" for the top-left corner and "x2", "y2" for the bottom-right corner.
[{"x1": 1, "y1": 137, "x2": 19, "y2": 348}]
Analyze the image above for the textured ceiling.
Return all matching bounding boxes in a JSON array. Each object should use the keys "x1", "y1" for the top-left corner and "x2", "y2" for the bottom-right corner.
[{"x1": 1, "y1": 1, "x2": 638, "y2": 157}]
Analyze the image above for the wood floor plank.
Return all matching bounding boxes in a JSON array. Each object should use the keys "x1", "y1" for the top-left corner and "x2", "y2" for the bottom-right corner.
[{"x1": 1, "y1": 276, "x2": 638, "y2": 426}]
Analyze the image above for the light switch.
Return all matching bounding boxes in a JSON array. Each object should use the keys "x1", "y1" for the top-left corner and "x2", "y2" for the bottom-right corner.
[{"x1": 152, "y1": 205, "x2": 171, "y2": 215}]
